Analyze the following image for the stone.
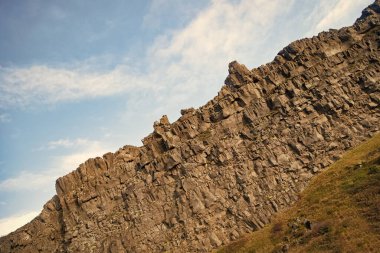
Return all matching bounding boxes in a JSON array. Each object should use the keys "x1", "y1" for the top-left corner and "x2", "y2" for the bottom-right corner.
[
  {"x1": 1, "y1": 2, "x2": 380, "y2": 253},
  {"x1": 209, "y1": 232, "x2": 222, "y2": 247}
]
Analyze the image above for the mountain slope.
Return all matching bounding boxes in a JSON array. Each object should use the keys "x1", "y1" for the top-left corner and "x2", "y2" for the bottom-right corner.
[
  {"x1": 216, "y1": 133, "x2": 380, "y2": 253},
  {"x1": 1, "y1": 1, "x2": 379, "y2": 252}
]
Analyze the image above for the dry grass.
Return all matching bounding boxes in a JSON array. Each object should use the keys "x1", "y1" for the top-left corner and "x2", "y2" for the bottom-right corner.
[{"x1": 215, "y1": 133, "x2": 380, "y2": 253}]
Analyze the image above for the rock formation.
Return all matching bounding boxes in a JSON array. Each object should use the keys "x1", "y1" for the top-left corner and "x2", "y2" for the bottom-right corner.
[{"x1": 1, "y1": 1, "x2": 379, "y2": 252}]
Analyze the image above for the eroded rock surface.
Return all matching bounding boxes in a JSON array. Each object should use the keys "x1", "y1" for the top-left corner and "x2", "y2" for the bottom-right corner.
[{"x1": 1, "y1": 1, "x2": 380, "y2": 252}]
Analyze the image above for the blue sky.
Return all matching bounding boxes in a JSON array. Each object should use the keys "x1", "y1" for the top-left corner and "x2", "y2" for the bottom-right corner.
[{"x1": 0, "y1": 0, "x2": 373, "y2": 236}]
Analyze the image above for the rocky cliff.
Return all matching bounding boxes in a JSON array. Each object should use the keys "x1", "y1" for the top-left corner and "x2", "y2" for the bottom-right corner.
[{"x1": 1, "y1": 1, "x2": 379, "y2": 252}]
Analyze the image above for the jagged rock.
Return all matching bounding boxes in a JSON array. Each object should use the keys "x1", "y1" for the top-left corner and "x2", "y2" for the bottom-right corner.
[{"x1": 1, "y1": 1, "x2": 380, "y2": 252}]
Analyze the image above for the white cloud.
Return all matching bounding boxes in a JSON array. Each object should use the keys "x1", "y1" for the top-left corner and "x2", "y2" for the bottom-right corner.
[
  {"x1": 0, "y1": 139, "x2": 110, "y2": 191},
  {"x1": 47, "y1": 139, "x2": 77, "y2": 149},
  {"x1": 309, "y1": 0, "x2": 373, "y2": 34},
  {"x1": 144, "y1": 0, "x2": 295, "y2": 113},
  {"x1": 0, "y1": 211, "x2": 40, "y2": 237},
  {"x1": 0, "y1": 0, "x2": 290, "y2": 110},
  {"x1": 149, "y1": 0, "x2": 281, "y2": 60},
  {"x1": 43, "y1": 138, "x2": 96, "y2": 150},
  {"x1": 0, "y1": 64, "x2": 146, "y2": 108},
  {"x1": 58, "y1": 142, "x2": 109, "y2": 171},
  {"x1": 0, "y1": 171, "x2": 56, "y2": 192}
]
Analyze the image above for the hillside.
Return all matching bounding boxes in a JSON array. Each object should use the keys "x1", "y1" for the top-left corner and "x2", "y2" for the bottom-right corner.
[
  {"x1": 1, "y1": 1, "x2": 379, "y2": 252},
  {"x1": 216, "y1": 133, "x2": 380, "y2": 253}
]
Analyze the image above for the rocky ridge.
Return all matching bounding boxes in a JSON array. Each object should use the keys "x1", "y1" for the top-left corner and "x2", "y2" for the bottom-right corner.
[{"x1": 1, "y1": 1, "x2": 380, "y2": 252}]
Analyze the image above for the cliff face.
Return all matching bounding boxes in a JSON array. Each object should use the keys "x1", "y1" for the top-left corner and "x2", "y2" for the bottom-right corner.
[{"x1": 1, "y1": 1, "x2": 379, "y2": 252}]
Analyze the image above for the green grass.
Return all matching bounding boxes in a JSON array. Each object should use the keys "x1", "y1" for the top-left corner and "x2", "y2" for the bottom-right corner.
[{"x1": 215, "y1": 133, "x2": 380, "y2": 253}]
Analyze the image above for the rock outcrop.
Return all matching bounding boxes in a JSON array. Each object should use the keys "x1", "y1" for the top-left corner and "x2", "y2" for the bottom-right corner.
[{"x1": 1, "y1": 1, "x2": 379, "y2": 252}]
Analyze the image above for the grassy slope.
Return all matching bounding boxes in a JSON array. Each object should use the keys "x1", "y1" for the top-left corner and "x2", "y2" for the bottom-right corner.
[{"x1": 215, "y1": 133, "x2": 380, "y2": 253}]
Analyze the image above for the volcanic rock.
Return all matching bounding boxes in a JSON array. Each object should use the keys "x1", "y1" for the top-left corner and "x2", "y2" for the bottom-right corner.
[{"x1": 1, "y1": 1, "x2": 379, "y2": 252}]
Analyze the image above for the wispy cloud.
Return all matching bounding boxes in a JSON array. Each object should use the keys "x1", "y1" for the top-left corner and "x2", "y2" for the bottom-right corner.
[
  {"x1": 0, "y1": 139, "x2": 110, "y2": 191},
  {"x1": 46, "y1": 139, "x2": 79, "y2": 149},
  {"x1": 0, "y1": 64, "x2": 145, "y2": 108},
  {"x1": 0, "y1": 171, "x2": 57, "y2": 192},
  {"x1": 142, "y1": 0, "x2": 297, "y2": 113},
  {"x1": 149, "y1": 0, "x2": 283, "y2": 61},
  {"x1": 142, "y1": 0, "x2": 208, "y2": 30},
  {"x1": 0, "y1": 211, "x2": 40, "y2": 237},
  {"x1": 0, "y1": 0, "x2": 291, "y2": 110},
  {"x1": 39, "y1": 138, "x2": 98, "y2": 150},
  {"x1": 0, "y1": 113, "x2": 11, "y2": 123},
  {"x1": 309, "y1": 0, "x2": 373, "y2": 34}
]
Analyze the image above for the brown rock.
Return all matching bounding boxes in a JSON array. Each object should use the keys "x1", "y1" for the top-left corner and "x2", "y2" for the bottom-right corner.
[{"x1": 1, "y1": 2, "x2": 380, "y2": 253}]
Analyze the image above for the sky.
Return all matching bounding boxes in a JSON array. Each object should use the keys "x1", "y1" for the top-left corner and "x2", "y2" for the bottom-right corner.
[{"x1": 0, "y1": 0, "x2": 373, "y2": 236}]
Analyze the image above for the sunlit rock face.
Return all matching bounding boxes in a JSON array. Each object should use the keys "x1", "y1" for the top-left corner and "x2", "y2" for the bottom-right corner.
[{"x1": 1, "y1": 1, "x2": 379, "y2": 252}]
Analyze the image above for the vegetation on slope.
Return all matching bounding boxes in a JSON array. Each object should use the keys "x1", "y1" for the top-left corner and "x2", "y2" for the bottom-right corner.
[{"x1": 216, "y1": 133, "x2": 380, "y2": 253}]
